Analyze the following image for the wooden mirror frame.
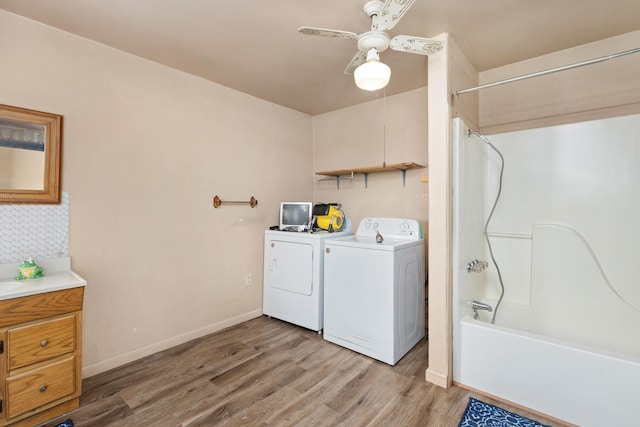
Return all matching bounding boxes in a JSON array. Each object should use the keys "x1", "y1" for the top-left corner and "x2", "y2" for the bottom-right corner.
[{"x1": 0, "y1": 104, "x2": 62, "y2": 204}]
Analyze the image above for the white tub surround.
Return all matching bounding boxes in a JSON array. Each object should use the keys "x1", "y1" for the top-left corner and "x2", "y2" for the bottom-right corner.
[
  {"x1": 452, "y1": 115, "x2": 640, "y2": 426},
  {"x1": 0, "y1": 257, "x2": 85, "y2": 300}
]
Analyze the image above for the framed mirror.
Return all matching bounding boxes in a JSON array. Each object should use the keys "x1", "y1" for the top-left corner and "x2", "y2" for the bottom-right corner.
[{"x1": 0, "y1": 104, "x2": 62, "y2": 203}]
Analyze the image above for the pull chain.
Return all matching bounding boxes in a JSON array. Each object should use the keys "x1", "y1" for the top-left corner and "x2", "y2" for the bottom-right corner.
[{"x1": 383, "y1": 89, "x2": 387, "y2": 167}]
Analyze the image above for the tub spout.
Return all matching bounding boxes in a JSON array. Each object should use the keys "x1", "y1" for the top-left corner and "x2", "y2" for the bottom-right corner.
[
  {"x1": 466, "y1": 259, "x2": 489, "y2": 273},
  {"x1": 468, "y1": 300, "x2": 493, "y2": 319}
]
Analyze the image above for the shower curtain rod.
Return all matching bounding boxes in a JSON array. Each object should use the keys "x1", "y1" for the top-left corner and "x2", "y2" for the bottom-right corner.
[{"x1": 456, "y1": 46, "x2": 640, "y2": 95}]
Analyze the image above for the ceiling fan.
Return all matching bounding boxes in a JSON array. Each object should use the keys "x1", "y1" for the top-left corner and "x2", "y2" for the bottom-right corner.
[{"x1": 298, "y1": 0, "x2": 442, "y2": 91}]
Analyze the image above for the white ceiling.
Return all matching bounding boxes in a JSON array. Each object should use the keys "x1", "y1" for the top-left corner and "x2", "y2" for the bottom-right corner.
[{"x1": 1, "y1": 0, "x2": 640, "y2": 115}]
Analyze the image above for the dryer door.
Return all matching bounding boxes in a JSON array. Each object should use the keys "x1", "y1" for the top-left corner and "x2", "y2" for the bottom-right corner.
[{"x1": 267, "y1": 240, "x2": 313, "y2": 295}]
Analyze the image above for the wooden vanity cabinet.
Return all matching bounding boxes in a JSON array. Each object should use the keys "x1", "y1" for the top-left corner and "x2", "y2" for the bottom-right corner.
[{"x1": 0, "y1": 287, "x2": 84, "y2": 427}]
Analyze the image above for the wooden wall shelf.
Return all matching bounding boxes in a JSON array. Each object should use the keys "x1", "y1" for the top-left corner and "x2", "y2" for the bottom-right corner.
[{"x1": 315, "y1": 162, "x2": 425, "y2": 189}]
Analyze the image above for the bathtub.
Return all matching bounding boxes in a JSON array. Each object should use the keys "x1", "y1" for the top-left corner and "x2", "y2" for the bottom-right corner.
[
  {"x1": 456, "y1": 314, "x2": 640, "y2": 426},
  {"x1": 451, "y1": 116, "x2": 640, "y2": 426}
]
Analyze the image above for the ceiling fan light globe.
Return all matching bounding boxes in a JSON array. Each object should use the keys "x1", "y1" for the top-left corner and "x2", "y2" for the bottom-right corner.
[{"x1": 354, "y1": 60, "x2": 391, "y2": 91}]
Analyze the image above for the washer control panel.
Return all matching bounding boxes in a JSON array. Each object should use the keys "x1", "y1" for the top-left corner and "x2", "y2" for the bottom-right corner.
[{"x1": 357, "y1": 218, "x2": 422, "y2": 240}]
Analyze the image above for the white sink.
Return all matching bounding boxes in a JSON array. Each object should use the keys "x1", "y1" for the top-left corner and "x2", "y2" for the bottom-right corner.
[
  {"x1": 0, "y1": 281, "x2": 25, "y2": 292},
  {"x1": 0, "y1": 258, "x2": 86, "y2": 301}
]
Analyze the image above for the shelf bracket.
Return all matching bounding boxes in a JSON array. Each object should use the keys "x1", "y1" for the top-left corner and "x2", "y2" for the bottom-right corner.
[
  {"x1": 316, "y1": 171, "x2": 354, "y2": 189},
  {"x1": 363, "y1": 173, "x2": 369, "y2": 189}
]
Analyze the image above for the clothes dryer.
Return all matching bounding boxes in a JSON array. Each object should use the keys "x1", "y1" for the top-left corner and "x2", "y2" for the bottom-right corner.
[
  {"x1": 263, "y1": 225, "x2": 352, "y2": 332},
  {"x1": 323, "y1": 218, "x2": 425, "y2": 364}
]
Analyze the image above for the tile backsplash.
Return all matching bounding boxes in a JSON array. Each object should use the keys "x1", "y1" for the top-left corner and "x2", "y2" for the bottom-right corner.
[{"x1": 0, "y1": 192, "x2": 69, "y2": 263}]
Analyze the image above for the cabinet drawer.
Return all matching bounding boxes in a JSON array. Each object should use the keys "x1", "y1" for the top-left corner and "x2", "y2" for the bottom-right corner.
[
  {"x1": 8, "y1": 315, "x2": 76, "y2": 370},
  {"x1": 6, "y1": 356, "x2": 76, "y2": 419}
]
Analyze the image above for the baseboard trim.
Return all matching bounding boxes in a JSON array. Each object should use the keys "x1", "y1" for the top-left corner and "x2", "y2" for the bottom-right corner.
[
  {"x1": 425, "y1": 367, "x2": 451, "y2": 388},
  {"x1": 82, "y1": 309, "x2": 263, "y2": 378}
]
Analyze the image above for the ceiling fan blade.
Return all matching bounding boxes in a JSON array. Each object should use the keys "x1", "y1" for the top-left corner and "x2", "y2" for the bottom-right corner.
[
  {"x1": 373, "y1": 0, "x2": 416, "y2": 31},
  {"x1": 389, "y1": 35, "x2": 443, "y2": 55},
  {"x1": 344, "y1": 51, "x2": 367, "y2": 74},
  {"x1": 298, "y1": 27, "x2": 358, "y2": 40}
]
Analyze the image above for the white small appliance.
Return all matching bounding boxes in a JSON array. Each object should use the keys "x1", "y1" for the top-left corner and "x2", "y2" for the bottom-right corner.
[
  {"x1": 263, "y1": 222, "x2": 352, "y2": 332},
  {"x1": 323, "y1": 217, "x2": 425, "y2": 365},
  {"x1": 279, "y1": 201, "x2": 312, "y2": 232}
]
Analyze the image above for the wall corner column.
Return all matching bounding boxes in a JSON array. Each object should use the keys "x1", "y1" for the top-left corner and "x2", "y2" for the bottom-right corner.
[{"x1": 425, "y1": 32, "x2": 453, "y2": 388}]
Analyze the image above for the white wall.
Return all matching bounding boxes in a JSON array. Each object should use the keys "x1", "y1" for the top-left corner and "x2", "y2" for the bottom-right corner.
[
  {"x1": 0, "y1": 10, "x2": 313, "y2": 376},
  {"x1": 479, "y1": 30, "x2": 640, "y2": 134},
  {"x1": 312, "y1": 87, "x2": 429, "y2": 228}
]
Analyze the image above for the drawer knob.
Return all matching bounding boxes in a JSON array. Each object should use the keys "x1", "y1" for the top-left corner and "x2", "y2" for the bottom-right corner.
[
  {"x1": 39, "y1": 385, "x2": 48, "y2": 393},
  {"x1": 40, "y1": 339, "x2": 49, "y2": 347}
]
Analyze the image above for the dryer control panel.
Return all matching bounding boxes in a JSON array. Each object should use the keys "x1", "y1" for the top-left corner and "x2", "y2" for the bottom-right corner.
[{"x1": 358, "y1": 218, "x2": 423, "y2": 240}]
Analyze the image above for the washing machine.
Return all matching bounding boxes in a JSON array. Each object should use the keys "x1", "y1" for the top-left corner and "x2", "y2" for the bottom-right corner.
[
  {"x1": 263, "y1": 225, "x2": 352, "y2": 332},
  {"x1": 323, "y1": 218, "x2": 425, "y2": 365}
]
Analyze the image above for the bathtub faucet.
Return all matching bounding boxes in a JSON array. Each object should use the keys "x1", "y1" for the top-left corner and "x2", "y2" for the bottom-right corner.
[
  {"x1": 466, "y1": 259, "x2": 489, "y2": 273},
  {"x1": 468, "y1": 300, "x2": 493, "y2": 319}
]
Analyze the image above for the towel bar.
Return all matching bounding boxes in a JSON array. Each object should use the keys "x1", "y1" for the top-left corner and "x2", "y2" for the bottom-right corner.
[{"x1": 213, "y1": 195, "x2": 258, "y2": 208}]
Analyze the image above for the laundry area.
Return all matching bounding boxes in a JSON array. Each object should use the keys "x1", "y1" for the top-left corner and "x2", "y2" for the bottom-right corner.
[{"x1": 263, "y1": 202, "x2": 427, "y2": 365}]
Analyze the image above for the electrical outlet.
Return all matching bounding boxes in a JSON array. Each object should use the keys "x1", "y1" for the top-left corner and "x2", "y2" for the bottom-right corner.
[{"x1": 245, "y1": 274, "x2": 252, "y2": 286}]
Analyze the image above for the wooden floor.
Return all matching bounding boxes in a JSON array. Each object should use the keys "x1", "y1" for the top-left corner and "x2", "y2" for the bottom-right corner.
[{"x1": 41, "y1": 316, "x2": 566, "y2": 427}]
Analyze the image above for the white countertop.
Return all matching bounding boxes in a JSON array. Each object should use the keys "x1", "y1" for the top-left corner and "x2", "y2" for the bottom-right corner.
[{"x1": 0, "y1": 257, "x2": 86, "y2": 301}]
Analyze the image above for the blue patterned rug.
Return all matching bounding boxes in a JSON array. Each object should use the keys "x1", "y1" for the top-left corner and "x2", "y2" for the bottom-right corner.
[{"x1": 459, "y1": 397, "x2": 550, "y2": 427}]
